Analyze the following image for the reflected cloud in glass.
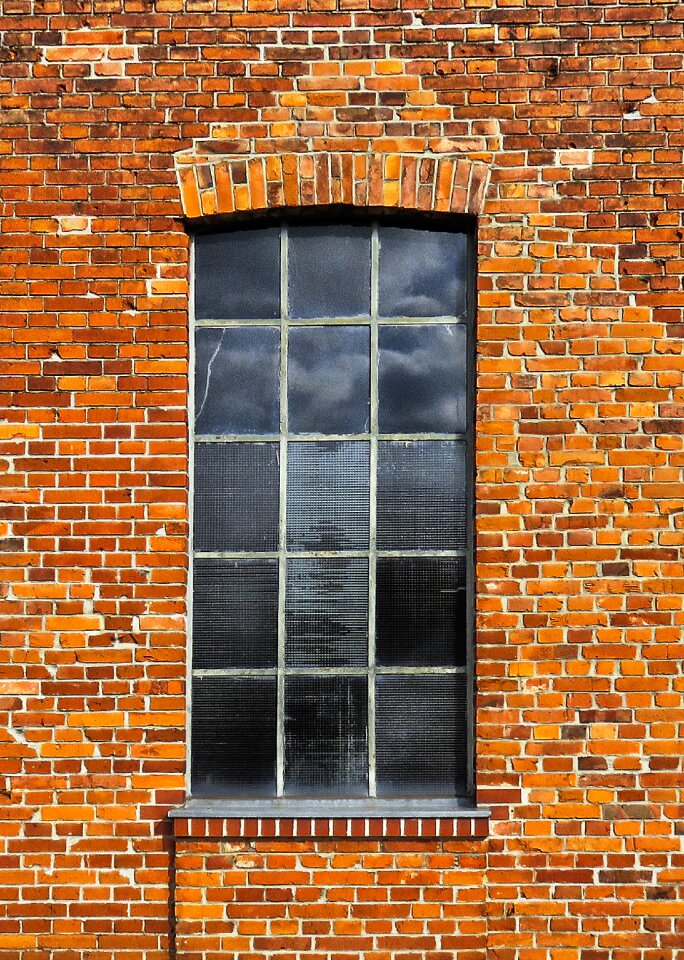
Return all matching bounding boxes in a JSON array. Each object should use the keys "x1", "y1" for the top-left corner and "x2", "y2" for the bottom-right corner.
[
  {"x1": 288, "y1": 326, "x2": 370, "y2": 434},
  {"x1": 194, "y1": 326, "x2": 280, "y2": 435},
  {"x1": 378, "y1": 227, "x2": 467, "y2": 317},
  {"x1": 378, "y1": 324, "x2": 466, "y2": 433}
]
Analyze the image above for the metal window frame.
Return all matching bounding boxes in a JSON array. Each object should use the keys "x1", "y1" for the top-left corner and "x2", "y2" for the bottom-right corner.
[{"x1": 186, "y1": 214, "x2": 477, "y2": 805}]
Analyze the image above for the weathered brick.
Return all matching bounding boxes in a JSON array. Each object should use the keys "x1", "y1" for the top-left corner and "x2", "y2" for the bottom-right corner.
[{"x1": 1, "y1": 4, "x2": 683, "y2": 960}]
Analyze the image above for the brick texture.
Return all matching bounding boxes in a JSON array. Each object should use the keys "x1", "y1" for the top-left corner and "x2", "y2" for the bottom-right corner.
[
  {"x1": 175, "y1": 836, "x2": 488, "y2": 960},
  {"x1": 175, "y1": 149, "x2": 491, "y2": 217},
  {"x1": 2, "y1": 1, "x2": 684, "y2": 959}
]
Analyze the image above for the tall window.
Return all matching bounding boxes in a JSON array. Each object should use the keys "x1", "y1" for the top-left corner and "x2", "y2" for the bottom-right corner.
[{"x1": 190, "y1": 218, "x2": 473, "y2": 804}]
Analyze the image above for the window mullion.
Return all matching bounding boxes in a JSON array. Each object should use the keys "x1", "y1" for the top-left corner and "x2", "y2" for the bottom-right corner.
[
  {"x1": 277, "y1": 223, "x2": 289, "y2": 798},
  {"x1": 368, "y1": 222, "x2": 380, "y2": 799}
]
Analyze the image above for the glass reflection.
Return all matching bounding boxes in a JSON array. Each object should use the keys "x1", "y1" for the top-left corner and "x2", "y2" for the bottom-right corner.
[
  {"x1": 288, "y1": 326, "x2": 370, "y2": 434},
  {"x1": 288, "y1": 224, "x2": 371, "y2": 318},
  {"x1": 195, "y1": 326, "x2": 280, "y2": 435},
  {"x1": 194, "y1": 228, "x2": 280, "y2": 320},
  {"x1": 378, "y1": 227, "x2": 467, "y2": 318},
  {"x1": 378, "y1": 325, "x2": 466, "y2": 433}
]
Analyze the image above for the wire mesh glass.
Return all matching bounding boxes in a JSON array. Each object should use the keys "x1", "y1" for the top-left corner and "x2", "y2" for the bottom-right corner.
[{"x1": 191, "y1": 220, "x2": 472, "y2": 802}]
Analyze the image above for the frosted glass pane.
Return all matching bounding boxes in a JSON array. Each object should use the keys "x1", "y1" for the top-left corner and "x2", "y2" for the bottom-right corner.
[
  {"x1": 285, "y1": 558, "x2": 368, "y2": 667},
  {"x1": 376, "y1": 441, "x2": 466, "y2": 550},
  {"x1": 193, "y1": 559, "x2": 278, "y2": 669},
  {"x1": 376, "y1": 556, "x2": 466, "y2": 666},
  {"x1": 191, "y1": 677, "x2": 277, "y2": 797},
  {"x1": 376, "y1": 675, "x2": 467, "y2": 797},
  {"x1": 193, "y1": 442, "x2": 279, "y2": 552},
  {"x1": 284, "y1": 676, "x2": 368, "y2": 797},
  {"x1": 287, "y1": 441, "x2": 370, "y2": 550}
]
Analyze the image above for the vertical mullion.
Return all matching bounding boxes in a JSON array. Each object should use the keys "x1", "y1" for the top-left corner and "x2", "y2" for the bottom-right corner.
[
  {"x1": 368, "y1": 222, "x2": 379, "y2": 797},
  {"x1": 277, "y1": 224, "x2": 289, "y2": 797}
]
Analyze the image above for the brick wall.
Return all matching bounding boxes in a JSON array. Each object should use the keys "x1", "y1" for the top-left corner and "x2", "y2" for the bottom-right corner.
[{"x1": 1, "y1": 1, "x2": 683, "y2": 959}]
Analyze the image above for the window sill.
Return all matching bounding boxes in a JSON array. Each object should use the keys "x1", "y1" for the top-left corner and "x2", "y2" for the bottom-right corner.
[{"x1": 170, "y1": 798, "x2": 490, "y2": 839}]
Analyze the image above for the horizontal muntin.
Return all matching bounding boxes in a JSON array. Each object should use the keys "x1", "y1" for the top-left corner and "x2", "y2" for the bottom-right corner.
[
  {"x1": 195, "y1": 315, "x2": 466, "y2": 327},
  {"x1": 192, "y1": 666, "x2": 467, "y2": 677},
  {"x1": 194, "y1": 549, "x2": 467, "y2": 559},
  {"x1": 195, "y1": 433, "x2": 465, "y2": 443}
]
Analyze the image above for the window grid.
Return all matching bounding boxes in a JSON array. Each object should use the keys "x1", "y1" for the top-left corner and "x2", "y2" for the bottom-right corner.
[{"x1": 190, "y1": 220, "x2": 470, "y2": 800}]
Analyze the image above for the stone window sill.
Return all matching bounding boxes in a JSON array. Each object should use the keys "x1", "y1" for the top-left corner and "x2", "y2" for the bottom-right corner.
[{"x1": 170, "y1": 798, "x2": 490, "y2": 839}]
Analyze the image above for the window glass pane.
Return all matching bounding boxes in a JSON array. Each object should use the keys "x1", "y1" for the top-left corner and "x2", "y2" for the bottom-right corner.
[
  {"x1": 378, "y1": 227, "x2": 467, "y2": 318},
  {"x1": 194, "y1": 442, "x2": 279, "y2": 552},
  {"x1": 195, "y1": 229, "x2": 280, "y2": 320},
  {"x1": 375, "y1": 675, "x2": 467, "y2": 797},
  {"x1": 191, "y1": 220, "x2": 473, "y2": 804},
  {"x1": 288, "y1": 326, "x2": 370, "y2": 435},
  {"x1": 288, "y1": 224, "x2": 371, "y2": 318},
  {"x1": 195, "y1": 327, "x2": 280, "y2": 436},
  {"x1": 378, "y1": 324, "x2": 466, "y2": 434},
  {"x1": 284, "y1": 676, "x2": 368, "y2": 797},
  {"x1": 376, "y1": 557, "x2": 466, "y2": 667},
  {"x1": 287, "y1": 441, "x2": 370, "y2": 550},
  {"x1": 285, "y1": 558, "x2": 368, "y2": 667},
  {"x1": 191, "y1": 677, "x2": 277, "y2": 797},
  {"x1": 377, "y1": 440, "x2": 466, "y2": 550},
  {"x1": 193, "y1": 559, "x2": 278, "y2": 669}
]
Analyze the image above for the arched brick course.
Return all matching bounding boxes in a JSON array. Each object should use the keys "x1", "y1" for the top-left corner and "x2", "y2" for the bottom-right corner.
[{"x1": 175, "y1": 150, "x2": 490, "y2": 219}]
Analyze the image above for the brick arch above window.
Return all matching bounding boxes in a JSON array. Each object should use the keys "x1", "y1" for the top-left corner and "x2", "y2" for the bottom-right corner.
[{"x1": 175, "y1": 151, "x2": 491, "y2": 221}]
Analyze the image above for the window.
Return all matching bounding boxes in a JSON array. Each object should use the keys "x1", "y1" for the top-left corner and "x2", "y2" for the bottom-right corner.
[{"x1": 189, "y1": 218, "x2": 474, "y2": 808}]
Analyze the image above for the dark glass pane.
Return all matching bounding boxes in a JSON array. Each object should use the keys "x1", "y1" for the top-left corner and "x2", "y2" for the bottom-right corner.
[
  {"x1": 378, "y1": 227, "x2": 467, "y2": 318},
  {"x1": 194, "y1": 442, "x2": 279, "y2": 552},
  {"x1": 193, "y1": 559, "x2": 278, "y2": 669},
  {"x1": 376, "y1": 557, "x2": 466, "y2": 667},
  {"x1": 285, "y1": 558, "x2": 368, "y2": 667},
  {"x1": 284, "y1": 676, "x2": 368, "y2": 797},
  {"x1": 191, "y1": 677, "x2": 276, "y2": 797},
  {"x1": 378, "y1": 325, "x2": 466, "y2": 433},
  {"x1": 288, "y1": 326, "x2": 370, "y2": 434},
  {"x1": 287, "y1": 441, "x2": 370, "y2": 550},
  {"x1": 376, "y1": 440, "x2": 466, "y2": 550},
  {"x1": 195, "y1": 327, "x2": 280, "y2": 435},
  {"x1": 288, "y1": 224, "x2": 371, "y2": 318},
  {"x1": 195, "y1": 229, "x2": 280, "y2": 320},
  {"x1": 375, "y1": 675, "x2": 467, "y2": 797}
]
